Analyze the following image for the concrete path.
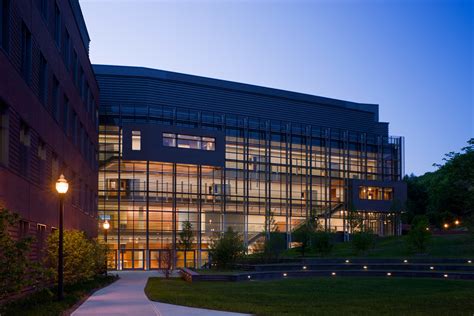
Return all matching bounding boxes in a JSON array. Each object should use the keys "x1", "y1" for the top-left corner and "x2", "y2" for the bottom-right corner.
[{"x1": 72, "y1": 271, "x2": 250, "y2": 316}]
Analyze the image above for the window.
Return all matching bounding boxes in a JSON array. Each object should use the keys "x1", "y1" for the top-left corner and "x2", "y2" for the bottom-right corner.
[
  {"x1": 19, "y1": 220, "x2": 29, "y2": 237},
  {"x1": 38, "y1": 0, "x2": 48, "y2": 21},
  {"x1": 52, "y1": 76, "x2": 60, "y2": 121},
  {"x1": 19, "y1": 121, "x2": 30, "y2": 176},
  {"x1": 359, "y1": 186, "x2": 393, "y2": 201},
  {"x1": 21, "y1": 23, "x2": 32, "y2": 83},
  {"x1": 162, "y1": 133, "x2": 215, "y2": 151},
  {"x1": 132, "y1": 130, "x2": 141, "y2": 151},
  {"x1": 62, "y1": 95, "x2": 69, "y2": 134},
  {"x1": 54, "y1": 3, "x2": 61, "y2": 47},
  {"x1": 37, "y1": 139, "x2": 46, "y2": 160},
  {"x1": 63, "y1": 30, "x2": 70, "y2": 68},
  {"x1": 71, "y1": 110, "x2": 77, "y2": 143},
  {"x1": 0, "y1": 102, "x2": 8, "y2": 165},
  {"x1": 72, "y1": 50, "x2": 78, "y2": 81},
  {"x1": 162, "y1": 133, "x2": 176, "y2": 147},
  {"x1": 39, "y1": 54, "x2": 48, "y2": 105},
  {"x1": 51, "y1": 153, "x2": 59, "y2": 181},
  {"x1": 0, "y1": 0, "x2": 10, "y2": 51}
]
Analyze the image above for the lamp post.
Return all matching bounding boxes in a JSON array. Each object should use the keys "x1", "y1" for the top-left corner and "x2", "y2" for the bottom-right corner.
[
  {"x1": 55, "y1": 174, "x2": 68, "y2": 301},
  {"x1": 103, "y1": 220, "x2": 110, "y2": 276}
]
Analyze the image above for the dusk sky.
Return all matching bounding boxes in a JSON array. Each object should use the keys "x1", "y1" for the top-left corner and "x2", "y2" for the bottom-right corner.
[{"x1": 80, "y1": 0, "x2": 473, "y2": 176}]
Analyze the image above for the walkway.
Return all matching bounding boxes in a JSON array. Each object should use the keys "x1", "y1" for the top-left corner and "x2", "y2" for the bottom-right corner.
[{"x1": 72, "y1": 271, "x2": 250, "y2": 316}]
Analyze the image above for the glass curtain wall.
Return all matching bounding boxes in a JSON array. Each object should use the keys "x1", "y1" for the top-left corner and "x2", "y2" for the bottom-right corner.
[{"x1": 99, "y1": 105, "x2": 403, "y2": 269}]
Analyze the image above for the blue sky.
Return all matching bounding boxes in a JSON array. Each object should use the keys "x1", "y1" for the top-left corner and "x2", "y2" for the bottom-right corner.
[{"x1": 81, "y1": 0, "x2": 473, "y2": 176}]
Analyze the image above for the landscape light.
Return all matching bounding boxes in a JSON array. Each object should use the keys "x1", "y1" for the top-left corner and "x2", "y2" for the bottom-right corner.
[
  {"x1": 303, "y1": 266, "x2": 307, "y2": 270},
  {"x1": 345, "y1": 259, "x2": 350, "y2": 263},
  {"x1": 331, "y1": 272, "x2": 336, "y2": 276},
  {"x1": 403, "y1": 259, "x2": 408, "y2": 263},
  {"x1": 248, "y1": 275, "x2": 251, "y2": 279},
  {"x1": 283, "y1": 273, "x2": 287, "y2": 277},
  {"x1": 387, "y1": 272, "x2": 392, "y2": 276},
  {"x1": 363, "y1": 266, "x2": 368, "y2": 269},
  {"x1": 443, "y1": 274, "x2": 448, "y2": 278},
  {"x1": 430, "y1": 266, "x2": 434, "y2": 270},
  {"x1": 468, "y1": 260, "x2": 472, "y2": 264}
]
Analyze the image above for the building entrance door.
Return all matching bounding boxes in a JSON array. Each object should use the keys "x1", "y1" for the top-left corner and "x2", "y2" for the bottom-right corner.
[{"x1": 121, "y1": 250, "x2": 145, "y2": 270}]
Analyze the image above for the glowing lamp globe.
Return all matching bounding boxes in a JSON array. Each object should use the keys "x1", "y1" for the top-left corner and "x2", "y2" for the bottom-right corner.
[
  {"x1": 103, "y1": 220, "x2": 110, "y2": 230},
  {"x1": 56, "y1": 174, "x2": 69, "y2": 194}
]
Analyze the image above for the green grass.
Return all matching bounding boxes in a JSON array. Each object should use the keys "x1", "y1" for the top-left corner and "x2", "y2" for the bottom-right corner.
[
  {"x1": 1, "y1": 275, "x2": 118, "y2": 316},
  {"x1": 145, "y1": 277, "x2": 474, "y2": 316},
  {"x1": 283, "y1": 234, "x2": 474, "y2": 258}
]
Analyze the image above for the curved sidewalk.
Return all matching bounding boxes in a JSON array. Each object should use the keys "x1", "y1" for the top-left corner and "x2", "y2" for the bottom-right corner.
[{"x1": 72, "y1": 271, "x2": 249, "y2": 316}]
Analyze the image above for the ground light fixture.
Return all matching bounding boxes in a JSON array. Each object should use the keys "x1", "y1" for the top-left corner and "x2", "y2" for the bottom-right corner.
[
  {"x1": 303, "y1": 266, "x2": 307, "y2": 270},
  {"x1": 331, "y1": 272, "x2": 336, "y2": 276},
  {"x1": 386, "y1": 272, "x2": 392, "y2": 276},
  {"x1": 403, "y1": 259, "x2": 408, "y2": 263},
  {"x1": 55, "y1": 174, "x2": 69, "y2": 301},
  {"x1": 283, "y1": 273, "x2": 287, "y2": 277},
  {"x1": 444, "y1": 274, "x2": 448, "y2": 278},
  {"x1": 430, "y1": 266, "x2": 434, "y2": 270},
  {"x1": 247, "y1": 275, "x2": 251, "y2": 279},
  {"x1": 468, "y1": 260, "x2": 472, "y2": 264},
  {"x1": 345, "y1": 259, "x2": 350, "y2": 263},
  {"x1": 363, "y1": 266, "x2": 368, "y2": 270}
]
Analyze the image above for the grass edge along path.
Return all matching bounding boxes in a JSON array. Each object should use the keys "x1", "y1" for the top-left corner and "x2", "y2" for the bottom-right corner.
[
  {"x1": 1, "y1": 274, "x2": 118, "y2": 316},
  {"x1": 145, "y1": 276, "x2": 474, "y2": 316}
]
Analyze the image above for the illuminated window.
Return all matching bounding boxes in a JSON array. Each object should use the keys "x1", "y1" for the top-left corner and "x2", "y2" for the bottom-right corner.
[
  {"x1": 163, "y1": 133, "x2": 176, "y2": 147},
  {"x1": 359, "y1": 186, "x2": 393, "y2": 201},
  {"x1": 177, "y1": 134, "x2": 200, "y2": 149},
  {"x1": 132, "y1": 130, "x2": 141, "y2": 151},
  {"x1": 162, "y1": 133, "x2": 215, "y2": 151}
]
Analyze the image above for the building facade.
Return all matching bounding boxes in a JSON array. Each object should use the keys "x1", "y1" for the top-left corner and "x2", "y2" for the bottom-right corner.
[
  {"x1": 95, "y1": 65, "x2": 406, "y2": 270},
  {"x1": 0, "y1": 0, "x2": 99, "y2": 259}
]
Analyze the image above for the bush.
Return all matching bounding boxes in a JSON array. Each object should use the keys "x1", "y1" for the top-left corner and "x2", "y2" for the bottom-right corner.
[
  {"x1": 407, "y1": 215, "x2": 432, "y2": 253},
  {"x1": 351, "y1": 231, "x2": 376, "y2": 254},
  {"x1": 292, "y1": 224, "x2": 314, "y2": 257},
  {"x1": 262, "y1": 232, "x2": 287, "y2": 261},
  {"x1": 209, "y1": 227, "x2": 246, "y2": 269},
  {"x1": 45, "y1": 230, "x2": 107, "y2": 284},
  {"x1": 311, "y1": 231, "x2": 334, "y2": 256},
  {"x1": 0, "y1": 208, "x2": 47, "y2": 300}
]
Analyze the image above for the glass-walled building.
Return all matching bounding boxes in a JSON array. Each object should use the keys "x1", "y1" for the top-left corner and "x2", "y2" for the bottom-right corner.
[{"x1": 94, "y1": 65, "x2": 406, "y2": 270}]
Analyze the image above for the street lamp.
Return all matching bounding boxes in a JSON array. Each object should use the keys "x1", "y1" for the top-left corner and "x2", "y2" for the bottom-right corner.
[
  {"x1": 55, "y1": 174, "x2": 68, "y2": 301},
  {"x1": 103, "y1": 220, "x2": 110, "y2": 242},
  {"x1": 103, "y1": 220, "x2": 110, "y2": 276}
]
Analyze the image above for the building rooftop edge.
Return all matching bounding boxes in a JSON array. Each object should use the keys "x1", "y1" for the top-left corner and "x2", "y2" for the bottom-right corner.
[{"x1": 92, "y1": 64, "x2": 380, "y2": 118}]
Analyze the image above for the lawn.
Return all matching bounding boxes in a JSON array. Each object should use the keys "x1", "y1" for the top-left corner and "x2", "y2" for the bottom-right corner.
[
  {"x1": 1, "y1": 275, "x2": 117, "y2": 316},
  {"x1": 283, "y1": 234, "x2": 474, "y2": 258},
  {"x1": 145, "y1": 277, "x2": 474, "y2": 316}
]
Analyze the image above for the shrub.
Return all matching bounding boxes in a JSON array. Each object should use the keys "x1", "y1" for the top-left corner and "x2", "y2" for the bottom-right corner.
[
  {"x1": 45, "y1": 230, "x2": 106, "y2": 284},
  {"x1": 0, "y1": 208, "x2": 47, "y2": 300},
  {"x1": 311, "y1": 231, "x2": 334, "y2": 256},
  {"x1": 292, "y1": 224, "x2": 314, "y2": 257},
  {"x1": 351, "y1": 231, "x2": 376, "y2": 254},
  {"x1": 209, "y1": 227, "x2": 246, "y2": 269},
  {"x1": 262, "y1": 232, "x2": 287, "y2": 261},
  {"x1": 407, "y1": 215, "x2": 432, "y2": 253}
]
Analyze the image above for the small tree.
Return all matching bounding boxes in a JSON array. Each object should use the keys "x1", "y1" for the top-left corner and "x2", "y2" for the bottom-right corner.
[
  {"x1": 159, "y1": 245, "x2": 175, "y2": 278},
  {"x1": 263, "y1": 232, "x2": 287, "y2": 261},
  {"x1": 178, "y1": 221, "x2": 194, "y2": 267},
  {"x1": 407, "y1": 215, "x2": 432, "y2": 253},
  {"x1": 0, "y1": 208, "x2": 46, "y2": 300},
  {"x1": 209, "y1": 227, "x2": 245, "y2": 269},
  {"x1": 351, "y1": 231, "x2": 376, "y2": 255},
  {"x1": 311, "y1": 231, "x2": 334, "y2": 256},
  {"x1": 45, "y1": 230, "x2": 101, "y2": 284},
  {"x1": 292, "y1": 210, "x2": 319, "y2": 257}
]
